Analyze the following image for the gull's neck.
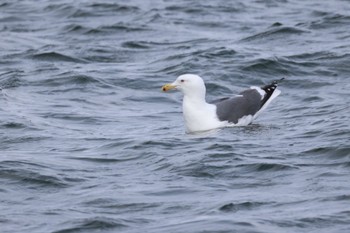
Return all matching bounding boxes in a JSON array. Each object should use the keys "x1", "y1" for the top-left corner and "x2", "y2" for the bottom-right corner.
[
  {"x1": 183, "y1": 87, "x2": 206, "y2": 102},
  {"x1": 182, "y1": 93, "x2": 222, "y2": 133},
  {"x1": 183, "y1": 94, "x2": 207, "y2": 104}
]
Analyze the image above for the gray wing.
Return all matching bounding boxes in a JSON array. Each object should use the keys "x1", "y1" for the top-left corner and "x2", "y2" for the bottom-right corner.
[{"x1": 214, "y1": 89, "x2": 262, "y2": 123}]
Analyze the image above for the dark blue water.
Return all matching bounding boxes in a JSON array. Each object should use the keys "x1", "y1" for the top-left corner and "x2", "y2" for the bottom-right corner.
[{"x1": 1, "y1": 1, "x2": 350, "y2": 232}]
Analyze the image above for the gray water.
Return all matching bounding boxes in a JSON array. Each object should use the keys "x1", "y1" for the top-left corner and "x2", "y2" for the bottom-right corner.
[{"x1": 1, "y1": 0, "x2": 350, "y2": 233}]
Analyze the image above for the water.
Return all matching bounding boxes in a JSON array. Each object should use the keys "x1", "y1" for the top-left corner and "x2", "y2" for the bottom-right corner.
[{"x1": 1, "y1": 0, "x2": 350, "y2": 232}]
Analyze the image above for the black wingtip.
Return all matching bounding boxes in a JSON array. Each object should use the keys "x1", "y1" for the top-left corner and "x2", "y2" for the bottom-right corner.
[
  {"x1": 262, "y1": 77, "x2": 284, "y2": 91},
  {"x1": 259, "y1": 78, "x2": 284, "y2": 108},
  {"x1": 272, "y1": 77, "x2": 285, "y2": 85}
]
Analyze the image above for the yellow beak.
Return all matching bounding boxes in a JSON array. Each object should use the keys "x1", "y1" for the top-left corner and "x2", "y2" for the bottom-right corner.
[{"x1": 162, "y1": 83, "x2": 177, "y2": 92}]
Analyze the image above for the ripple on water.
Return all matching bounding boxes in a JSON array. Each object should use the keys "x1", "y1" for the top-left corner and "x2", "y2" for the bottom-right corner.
[
  {"x1": 0, "y1": 71, "x2": 24, "y2": 89},
  {"x1": 241, "y1": 26, "x2": 308, "y2": 42},
  {"x1": 306, "y1": 12, "x2": 350, "y2": 29},
  {"x1": 235, "y1": 163, "x2": 299, "y2": 173},
  {"x1": 86, "y1": 3, "x2": 140, "y2": 13},
  {"x1": 30, "y1": 52, "x2": 87, "y2": 63},
  {"x1": 82, "y1": 198, "x2": 161, "y2": 214},
  {"x1": 218, "y1": 201, "x2": 271, "y2": 213},
  {"x1": 0, "y1": 160, "x2": 85, "y2": 189},
  {"x1": 52, "y1": 217, "x2": 129, "y2": 233},
  {"x1": 303, "y1": 146, "x2": 350, "y2": 159},
  {"x1": 0, "y1": 161, "x2": 68, "y2": 188}
]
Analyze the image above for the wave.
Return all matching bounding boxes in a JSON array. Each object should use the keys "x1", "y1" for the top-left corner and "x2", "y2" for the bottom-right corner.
[
  {"x1": 241, "y1": 26, "x2": 307, "y2": 42},
  {"x1": 0, "y1": 122, "x2": 27, "y2": 129},
  {"x1": 27, "y1": 72, "x2": 115, "y2": 91},
  {"x1": 52, "y1": 217, "x2": 128, "y2": 233},
  {"x1": 191, "y1": 47, "x2": 237, "y2": 60},
  {"x1": 62, "y1": 23, "x2": 149, "y2": 35},
  {"x1": 301, "y1": 12, "x2": 350, "y2": 29},
  {"x1": 0, "y1": 160, "x2": 69, "y2": 188},
  {"x1": 122, "y1": 38, "x2": 211, "y2": 51},
  {"x1": 86, "y1": 23, "x2": 149, "y2": 34},
  {"x1": 165, "y1": 3, "x2": 243, "y2": 14},
  {"x1": 30, "y1": 52, "x2": 87, "y2": 63},
  {"x1": 322, "y1": 194, "x2": 350, "y2": 202},
  {"x1": 71, "y1": 4, "x2": 139, "y2": 18},
  {"x1": 87, "y1": 3, "x2": 139, "y2": 13},
  {"x1": 286, "y1": 51, "x2": 335, "y2": 61},
  {"x1": 0, "y1": 2, "x2": 9, "y2": 7},
  {"x1": 122, "y1": 41, "x2": 151, "y2": 49},
  {"x1": 241, "y1": 51, "x2": 350, "y2": 78},
  {"x1": 285, "y1": 51, "x2": 350, "y2": 68},
  {"x1": 236, "y1": 162, "x2": 298, "y2": 172},
  {"x1": 0, "y1": 70, "x2": 24, "y2": 89},
  {"x1": 44, "y1": 3, "x2": 137, "y2": 19},
  {"x1": 40, "y1": 74, "x2": 99, "y2": 86},
  {"x1": 219, "y1": 201, "x2": 270, "y2": 212},
  {"x1": 265, "y1": 215, "x2": 348, "y2": 229},
  {"x1": 241, "y1": 57, "x2": 305, "y2": 76},
  {"x1": 303, "y1": 146, "x2": 350, "y2": 159},
  {"x1": 0, "y1": 16, "x2": 23, "y2": 23},
  {"x1": 62, "y1": 24, "x2": 90, "y2": 33},
  {"x1": 82, "y1": 198, "x2": 159, "y2": 212},
  {"x1": 172, "y1": 160, "x2": 297, "y2": 179},
  {"x1": 66, "y1": 157, "x2": 133, "y2": 164}
]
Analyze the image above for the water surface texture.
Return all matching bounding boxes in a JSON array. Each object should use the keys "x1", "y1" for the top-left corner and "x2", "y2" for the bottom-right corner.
[{"x1": 1, "y1": 1, "x2": 350, "y2": 233}]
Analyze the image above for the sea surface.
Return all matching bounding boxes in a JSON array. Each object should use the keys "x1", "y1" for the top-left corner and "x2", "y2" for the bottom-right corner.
[{"x1": 1, "y1": 0, "x2": 350, "y2": 232}]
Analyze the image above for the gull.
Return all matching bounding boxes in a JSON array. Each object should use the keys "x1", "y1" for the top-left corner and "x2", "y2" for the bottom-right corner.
[{"x1": 162, "y1": 74, "x2": 283, "y2": 133}]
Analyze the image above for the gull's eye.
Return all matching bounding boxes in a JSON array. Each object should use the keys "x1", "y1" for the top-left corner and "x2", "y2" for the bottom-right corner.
[{"x1": 180, "y1": 79, "x2": 185, "y2": 83}]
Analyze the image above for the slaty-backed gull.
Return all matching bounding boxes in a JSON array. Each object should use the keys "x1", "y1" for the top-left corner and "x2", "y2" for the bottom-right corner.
[{"x1": 162, "y1": 74, "x2": 283, "y2": 133}]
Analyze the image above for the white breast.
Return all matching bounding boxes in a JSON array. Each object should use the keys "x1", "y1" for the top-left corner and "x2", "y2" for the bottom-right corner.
[{"x1": 182, "y1": 97, "x2": 226, "y2": 133}]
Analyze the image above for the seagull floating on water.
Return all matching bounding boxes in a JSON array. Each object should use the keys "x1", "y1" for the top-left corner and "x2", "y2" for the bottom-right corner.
[{"x1": 162, "y1": 74, "x2": 283, "y2": 133}]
